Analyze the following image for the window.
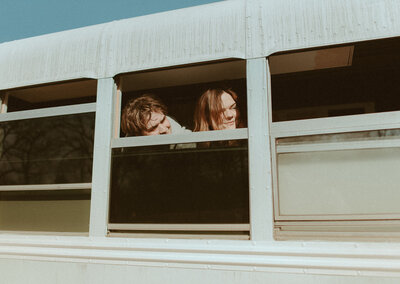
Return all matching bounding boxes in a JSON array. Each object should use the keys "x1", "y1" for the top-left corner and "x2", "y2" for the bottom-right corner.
[
  {"x1": 6, "y1": 80, "x2": 96, "y2": 112},
  {"x1": 0, "y1": 80, "x2": 96, "y2": 233},
  {"x1": 269, "y1": 37, "x2": 400, "y2": 240},
  {"x1": 108, "y1": 61, "x2": 250, "y2": 238}
]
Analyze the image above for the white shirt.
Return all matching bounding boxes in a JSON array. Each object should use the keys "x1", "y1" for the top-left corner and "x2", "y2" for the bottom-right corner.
[{"x1": 168, "y1": 116, "x2": 191, "y2": 134}]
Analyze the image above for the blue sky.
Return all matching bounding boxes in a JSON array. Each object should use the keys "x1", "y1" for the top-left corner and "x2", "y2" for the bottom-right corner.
[{"x1": 0, "y1": 0, "x2": 221, "y2": 43}]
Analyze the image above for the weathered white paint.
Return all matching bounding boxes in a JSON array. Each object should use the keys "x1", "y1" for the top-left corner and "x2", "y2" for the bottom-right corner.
[
  {"x1": 2, "y1": 0, "x2": 399, "y2": 90},
  {"x1": 0, "y1": 24, "x2": 105, "y2": 90},
  {"x1": 89, "y1": 78, "x2": 116, "y2": 237},
  {"x1": 246, "y1": 58, "x2": 273, "y2": 240},
  {"x1": 253, "y1": 0, "x2": 400, "y2": 57},
  {"x1": 1, "y1": 236, "x2": 400, "y2": 278},
  {"x1": 1, "y1": 257, "x2": 400, "y2": 284},
  {"x1": 0, "y1": 1, "x2": 246, "y2": 90},
  {"x1": 104, "y1": 1, "x2": 246, "y2": 77}
]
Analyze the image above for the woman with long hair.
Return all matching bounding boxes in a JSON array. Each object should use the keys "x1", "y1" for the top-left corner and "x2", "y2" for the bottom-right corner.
[{"x1": 193, "y1": 88, "x2": 241, "y2": 132}]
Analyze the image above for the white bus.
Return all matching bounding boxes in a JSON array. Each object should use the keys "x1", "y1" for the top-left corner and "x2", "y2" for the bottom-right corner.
[{"x1": 1, "y1": 0, "x2": 400, "y2": 282}]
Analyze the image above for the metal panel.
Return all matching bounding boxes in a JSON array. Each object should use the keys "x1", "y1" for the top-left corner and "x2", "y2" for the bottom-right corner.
[
  {"x1": 276, "y1": 147, "x2": 400, "y2": 220},
  {"x1": 0, "y1": 25, "x2": 105, "y2": 91},
  {"x1": 2, "y1": 235, "x2": 400, "y2": 278},
  {"x1": 108, "y1": 233, "x2": 250, "y2": 240},
  {"x1": 1, "y1": 0, "x2": 398, "y2": 89},
  {"x1": 0, "y1": 103, "x2": 96, "y2": 122},
  {"x1": 106, "y1": 1, "x2": 246, "y2": 77},
  {"x1": 89, "y1": 78, "x2": 116, "y2": 237},
  {"x1": 111, "y1": 128, "x2": 248, "y2": 148},
  {"x1": 253, "y1": 0, "x2": 400, "y2": 58},
  {"x1": 0, "y1": 183, "x2": 91, "y2": 192},
  {"x1": 271, "y1": 110, "x2": 400, "y2": 138},
  {"x1": 277, "y1": 139, "x2": 400, "y2": 153},
  {"x1": 0, "y1": 1, "x2": 245, "y2": 90},
  {"x1": 246, "y1": 58, "x2": 273, "y2": 240},
  {"x1": 108, "y1": 224, "x2": 250, "y2": 231}
]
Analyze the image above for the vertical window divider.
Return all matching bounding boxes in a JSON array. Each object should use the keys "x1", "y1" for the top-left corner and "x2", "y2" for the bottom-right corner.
[
  {"x1": 89, "y1": 78, "x2": 117, "y2": 237},
  {"x1": 246, "y1": 57, "x2": 274, "y2": 241}
]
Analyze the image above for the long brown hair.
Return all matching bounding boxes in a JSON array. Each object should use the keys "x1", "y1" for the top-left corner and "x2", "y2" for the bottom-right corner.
[{"x1": 193, "y1": 88, "x2": 240, "y2": 131}]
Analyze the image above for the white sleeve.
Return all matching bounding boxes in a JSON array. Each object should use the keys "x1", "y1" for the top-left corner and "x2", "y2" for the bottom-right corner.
[{"x1": 168, "y1": 116, "x2": 192, "y2": 134}]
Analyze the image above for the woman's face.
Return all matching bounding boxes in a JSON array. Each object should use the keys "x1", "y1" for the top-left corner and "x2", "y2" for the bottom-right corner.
[{"x1": 219, "y1": 92, "x2": 237, "y2": 130}]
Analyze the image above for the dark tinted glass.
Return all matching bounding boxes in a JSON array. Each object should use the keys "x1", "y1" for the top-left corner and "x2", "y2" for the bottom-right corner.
[
  {"x1": 110, "y1": 141, "x2": 249, "y2": 224},
  {"x1": 7, "y1": 96, "x2": 96, "y2": 112},
  {"x1": 0, "y1": 113, "x2": 95, "y2": 185},
  {"x1": 271, "y1": 37, "x2": 400, "y2": 121}
]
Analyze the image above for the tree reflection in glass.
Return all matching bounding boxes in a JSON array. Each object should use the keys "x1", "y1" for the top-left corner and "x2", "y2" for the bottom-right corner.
[{"x1": 0, "y1": 113, "x2": 95, "y2": 185}]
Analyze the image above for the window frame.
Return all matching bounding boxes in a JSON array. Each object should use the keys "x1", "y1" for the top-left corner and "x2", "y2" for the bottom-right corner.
[
  {"x1": 106, "y1": 61, "x2": 255, "y2": 238},
  {"x1": 271, "y1": 110, "x2": 400, "y2": 222},
  {"x1": 0, "y1": 102, "x2": 96, "y2": 190},
  {"x1": 0, "y1": 87, "x2": 96, "y2": 234},
  {"x1": 90, "y1": 59, "x2": 274, "y2": 241},
  {"x1": 267, "y1": 42, "x2": 400, "y2": 239},
  {"x1": 108, "y1": 129, "x2": 250, "y2": 237}
]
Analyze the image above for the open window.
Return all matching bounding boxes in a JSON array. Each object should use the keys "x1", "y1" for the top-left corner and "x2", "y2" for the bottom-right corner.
[
  {"x1": 108, "y1": 60, "x2": 250, "y2": 239},
  {"x1": 0, "y1": 79, "x2": 96, "y2": 233},
  {"x1": 269, "y1": 37, "x2": 400, "y2": 240}
]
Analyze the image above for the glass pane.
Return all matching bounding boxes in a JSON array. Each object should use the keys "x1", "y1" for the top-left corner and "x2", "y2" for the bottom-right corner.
[
  {"x1": 271, "y1": 37, "x2": 400, "y2": 121},
  {"x1": 6, "y1": 79, "x2": 97, "y2": 112},
  {"x1": 277, "y1": 138, "x2": 400, "y2": 217},
  {"x1": 110, "y1": 140, "x2": 249, "y2": 224},
  {"x1": 7, "y1": 96, "x2": 96, "y2": 112},
  {"x1": 0, "y1": 113, "x2": 95, "y2": 185},
  {"x1": 0, "y1": 189, "x2": 90, "y2": 232}
]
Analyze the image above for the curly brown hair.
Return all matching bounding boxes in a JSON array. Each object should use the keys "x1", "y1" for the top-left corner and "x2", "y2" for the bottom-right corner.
[{"x1": 121, "y1": 94, "x2": 167, "y2": 136}]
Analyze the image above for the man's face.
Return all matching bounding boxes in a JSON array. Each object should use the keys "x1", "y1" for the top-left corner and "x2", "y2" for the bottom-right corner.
[{"x1": 142, "y1": 111, "x2": 172, "y2": 135}]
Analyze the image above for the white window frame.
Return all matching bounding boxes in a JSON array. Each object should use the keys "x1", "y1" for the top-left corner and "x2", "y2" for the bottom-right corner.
[
  {"x1": 109, "y1": 126, "x2": 249, "y2": 236},
  {"x1": 271, "y1": 111, "x2": 400, "y2": 221},
  {"x1": 267, "y1": 47, "x2": 400, "y2": 239},
  {"x1": 100, "y1": 62, "x2": 258, "y2": 238},
  {"x1": 90, "y1": 59, "x2": 276, "y2": 240},
  {"x1": 108, "y1": 127, "x2": 250, "y2": 237},
  {"x1": 246, "y1": 58, "x2": 274, "y2": 241},
  {"x1": 0, "y1": 102, "x2": 96, "y2": 192},
  {"x1": 0, "y1": 90, "x2": 96, "y2": 233}
]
